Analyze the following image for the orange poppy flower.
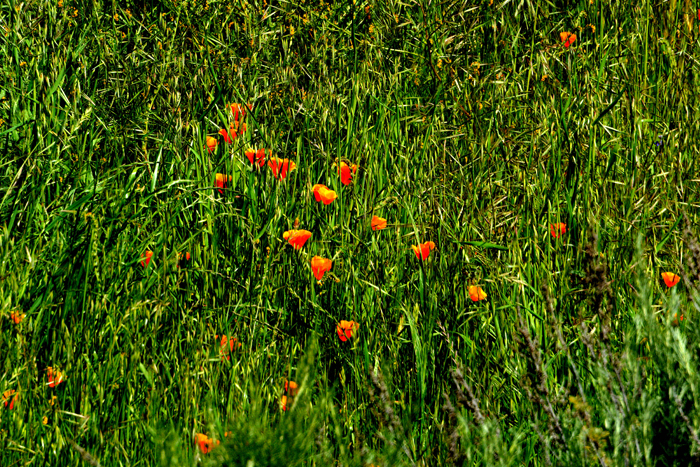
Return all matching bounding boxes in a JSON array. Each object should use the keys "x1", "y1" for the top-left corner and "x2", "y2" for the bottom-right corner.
[
  {"x1": 216, "y1": 173, "x2": 231, "y2": 194},
  {"x1": 283, "y1": 229, "x2": 312, "y2": 250},
  {"x1": 371, "y1": 215, "x2": 387, "y2": 231},
  {"x1": 2, "y1": 389, "x2": 17, "y2": 410},
  {"x1": 194, "y1": 433, "x2": 220, "y2": 454},
  {"x1": 468, "y1": 285, "x2": 487, "y2": 302},
  {"x1": 560, "y1": 31, "x2": 576, "y2": 48},
  {"x1": 230, "y1": 103, "x2": 252, "y2": 122},
  {"x1": 227, "y1": 120, "x2": 247, "y2": 140},
  {"x1": 285, "y1": 380, "x2": 299, "y2": 397},
  {"x1": 336, "y1": 320, "x2": 359, "y2": 342},
  {"x1": 141, "y1": 250, "x2": 153, "y2": 268},
  {"x1": 281, "y1": 380, "x2": 299, "y2": 411},
  {"x1": 245, "y1": 148, "x2": 266, "y2": 167},
  {"x1": 46, "y1": 367, "x2": 65, "y2": 388},
  {"x1": 312, "y1": 184, "x2": 338, "y2": 205},
  {"x1": 550, "y1": 223, "x2": 566, "y2": 239},
  {"x1": 662, "y1": 272, "x2": 680, "y2": 288},
  {"x1": 268, "y1": 158, "x2": 296, "y2": 180},
  {"x1": 10, "y1": 310, "x2": 24, "y2": 324},
  {"x1": 338, "y1": 161, "x2": 358, "y2": 185},
  {"x1": 219, "y1": 127, "x2": 238, "y2": 144},
  {"x1": 311, "y1": 256, "x2": 332, "y2": 281},
  {"x1": 206, "y1": 136, "x2": 218, "y2": 153},
  {"x1": 216, "y1": 334, "x2": 242, "y2": 360},
  {"x1": 411, "y1": 241, "x2": 436, "y2": 260}
]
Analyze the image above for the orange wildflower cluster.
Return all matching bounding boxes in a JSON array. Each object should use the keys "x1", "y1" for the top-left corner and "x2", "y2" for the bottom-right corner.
[
  {"x1": 313, "y1": 184, "x2": 337, "y2": 205},
  {"x1": 46, "y1": 367, "x2": 65, "y2": 388},
  {"x1": 281, "y1": 380, "x2": 299, "y2": 411},
  {"x1": 662, "y1": 272, "x2": 680, "y2": 288},
  {"x1": 10, "y1": 310, "x2": 24, "y2": 324},
  {"x1": 283, "y1": 229, "x2": 312, "y2": 250},
  {"x1": 195, "y1": 433, "x2": 220, "y2": 454},
  {"x1": 412, "y1": 241, "x2": 436, "y2": 260},
  {"x1": 337, "y1": 320, "x2": 359, "y2": 342},
  {"x1": 206, "y1": 103, "x2": 251, "y2": 153},
  {"x1": 560, "y1": 31, "x2": 576, "y2": 48},
  {"x1": 3, "y1": 389, "x2": 18, "y2": 409}
]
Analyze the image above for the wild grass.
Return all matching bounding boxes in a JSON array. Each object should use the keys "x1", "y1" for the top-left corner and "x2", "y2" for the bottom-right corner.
[{"x1": 2, "y1": 0, "x2": 700, "y2": 465}]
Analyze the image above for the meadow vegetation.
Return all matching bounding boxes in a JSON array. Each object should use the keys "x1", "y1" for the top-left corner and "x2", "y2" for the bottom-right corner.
[{"x1": 2, "y1": 0, "x2": 700, "y2": 465}]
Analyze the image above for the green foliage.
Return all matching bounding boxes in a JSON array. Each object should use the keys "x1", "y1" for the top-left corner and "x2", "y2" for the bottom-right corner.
[{"x1": 2, "y1": 0, "x2": 700, "y2": 465}]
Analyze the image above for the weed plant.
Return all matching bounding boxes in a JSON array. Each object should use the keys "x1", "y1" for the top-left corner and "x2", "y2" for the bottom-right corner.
[{"x1": 2, "y1": 0, "x2": 700, "y2": 465}]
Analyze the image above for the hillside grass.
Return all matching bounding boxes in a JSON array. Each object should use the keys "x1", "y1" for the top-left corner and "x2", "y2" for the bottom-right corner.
[{"x1": 2, "y1": 0, "x2": 700, "y2": 465}]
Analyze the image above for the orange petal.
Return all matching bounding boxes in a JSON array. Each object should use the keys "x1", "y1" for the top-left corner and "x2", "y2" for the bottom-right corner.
[{"x1": 219, "y1": 128, "x2": 232, "y2": 144}]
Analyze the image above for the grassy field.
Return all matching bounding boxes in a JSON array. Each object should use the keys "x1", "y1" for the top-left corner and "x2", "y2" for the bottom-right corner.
[{"x1": 3, "y1": 0, "x2": 700, "y2": 465}]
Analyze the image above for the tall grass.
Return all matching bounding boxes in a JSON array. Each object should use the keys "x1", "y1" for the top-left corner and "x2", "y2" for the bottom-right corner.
[{"x1": 2, "y1": 0, "x2": 700, "y2": 465}]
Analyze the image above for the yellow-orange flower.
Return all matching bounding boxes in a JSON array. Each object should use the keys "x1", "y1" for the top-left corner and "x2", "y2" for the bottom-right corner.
[
  {"x1": 338, "y1": 161, "x2": 358, "y2": 185},
  {"x1": 312, "y1": 184, "x2": 338, "y2": 205},
  {"x1": 216, "y1": 173, "x2": 231, "y2": 195},
  {"x1": 550, "y1": 223, "x2": 566, "y2": 239},
  {"x1": 311, "y1": 256, "x2": 332, "y2": 281},
  {"x1": 411, "y1": 241, "x2": 436, "y2": 260},
  {"x1": 245, "y1": 148, "x2": 266, "y2": 167},
  {"x1": 662, "y1": 272, "x2": 680, "y2": 288},
  {"x1": 371, "y1": 215, "x2": 387, "y2": 231},
  {"x1": 10, "y1": 310, "x2": 24, "y2": 324},
  {"x1": 268, "y1": 158, "x2": 296, "y2": 180},
  {"x1": 194, "y1": 433, "x2": 220, "y2": 454},
  {"x1": 468, "y1": 285, "x2": 487, "y2": 302},
  {"x1": 560, "y1": 31, "x2": 576, "y2": 48},
  {"x1": 336, "y1": 320, "x2": 359, "y2": 342},
  {"x1": 206, "y1": 136, "x2": 217, "y2": 153},
  {"x1": 47, "y1": 367, "x2": 65, "y2": 388},
  {"x1": 2, "y1": 389, "x2": 17, "y2": 410},
  {"x1": 283, "y1": 229, "x2": 312, "y2": 250}
]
